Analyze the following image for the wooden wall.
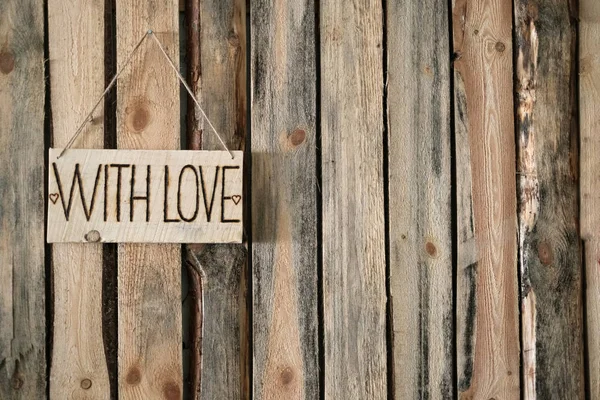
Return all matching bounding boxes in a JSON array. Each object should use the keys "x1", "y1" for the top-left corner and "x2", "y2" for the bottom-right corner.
[{"x1": 0, "y1": 0, "x2": 597, "y2": 399}]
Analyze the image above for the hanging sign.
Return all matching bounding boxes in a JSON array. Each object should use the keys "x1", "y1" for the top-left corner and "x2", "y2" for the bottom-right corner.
[{"x1": 47, "y1": 148, "x2": 243, "y2": 243}]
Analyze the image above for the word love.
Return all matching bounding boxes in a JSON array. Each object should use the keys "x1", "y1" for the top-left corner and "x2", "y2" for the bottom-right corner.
[{"x1": 47, "y1": 149, "x2": 243, "y2": 243}]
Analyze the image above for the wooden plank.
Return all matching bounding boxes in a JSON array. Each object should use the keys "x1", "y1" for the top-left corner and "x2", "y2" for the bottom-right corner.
[
  {"x1": 580, "y1": 0, "x2": 600, "y2": 396},
  {"x1": 452, "y1": 0, "x2": 520, "y2": 398},
  {"x1": 386, "y1": 0, "x2": 453, "y2": 397},
  {"x1": 184, "y1": 0, "x2": 249, "y2": 398},
  {"x1": 514, "y1": 1, "x2": 584, "y2": 398},
  {"x1": 47, "y1": 1, "x2": 111, "y2": 398},
  {"x1": 320, "y1": 1, "x2": 387, "y2": 398},
  {"x1": 47, "y1": 149, "x2": 244, "y2": 244},
  {"x1": 251, "y1": 0, "x2": 319, "y2": 398},
  {"x1": 115, "y1": 0, "x2": 183, "y2": 398},
  {"x1": 0, "y1": 1, "x2": 46, "y2": 398}
]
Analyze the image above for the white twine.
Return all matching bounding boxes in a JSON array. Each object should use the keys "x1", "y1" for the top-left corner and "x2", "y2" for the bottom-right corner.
[{"x1": 59, "y1": 30, "x2": 233, "y2": 159}]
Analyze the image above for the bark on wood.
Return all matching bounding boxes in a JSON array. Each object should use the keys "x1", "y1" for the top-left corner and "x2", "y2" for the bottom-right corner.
[
  {"x1": 452, "y1": 0, "x2": 520, "y2": 398},
  {"x1": 580, "y1": 0, "x2": 600, "y2": 396},
  {"x1": 185, "y1": 0, "x2": 248, "y2": 398},
  {"x1": 0, "y1": 1, "x2": 46, "y2": 398},
  {"x1": 320, "y1": 0, "x2": 387, "y2": 397},
  {"x1": 514, "y1": 1, "x2": 584, "y2": 398},
  {"x1": 387, "y1": 0, "x2": 453, "y2": 397},
  {"x1": 47, "y1": 0, "x2": 111, "y2": 398},
  {"x1": 115, "y1": 0, "x2": 183, "y2": 398},
  {"x1": 251, "y1": 0, "x2": 320, "y2": 398}
]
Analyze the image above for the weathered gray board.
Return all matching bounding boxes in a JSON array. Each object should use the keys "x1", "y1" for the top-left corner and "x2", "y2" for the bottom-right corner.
[{"x1": 47, "y1": 148, "x2": 243, "y2": 243}]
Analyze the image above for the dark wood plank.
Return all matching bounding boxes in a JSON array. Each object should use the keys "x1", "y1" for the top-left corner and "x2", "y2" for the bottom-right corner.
[
  {"x1": 580, "y1": 0, "x2": 600, "y2": 396},
  {"x1": 320, "y1": 0, "x2": 387, "y2": 397},
  {"x1": 452, "y1": 0, "x2": 520, "y2": 398},
  {"x1": 251, "y1": 0, "x2": 320, "y2": 398},
  {"x1": 386, "y1": 0, "x2": 453, "y2": 397},
  {"x1": 184, "y1": 0, "x2": 248, "y2": 398},
  {"x1": 0, "y1": 1, "x2": 46, "y2": 398},
  {"x1": 514, "y1": 1, "x2": 584, "y2": 398},
  {"x1": 115, "y1": 0, "x2": 183, "y2": 398}
]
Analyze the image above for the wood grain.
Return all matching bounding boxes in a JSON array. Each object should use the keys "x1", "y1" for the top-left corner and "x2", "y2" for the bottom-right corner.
[
  {"x1": 47, "y1": 0, "x2": 111, "y2": 398},
  {"x1": 251, "y1": 0, "x2": 319, "y2": 398},
  {"x1": 185, "y1": 0, "x2": 249, "y2": 398},
  {"x1": 116, "y1": 0, "x2": 183, "y2": 398},
  {"x1": 387, "y1": 0, "x2": 453, "y2": 397},
  {"x1": 320, "y1": 0, "x2": 387, "y2": 398},
  {"x1": 514, "y1": 1, "x2": 584, "y2": 398},
  {"x1": 580, "y1": 0, "x2": 600, "y2": 396},
  {"x1": 452, "y1": 0, "x2": 520, "y2": 398},
  {"x1": 0, "y1": 0, "x2": 46, "y2": 398},
  {"x1": 47, "y1": 149, "x2": 244, "y2": 244}
]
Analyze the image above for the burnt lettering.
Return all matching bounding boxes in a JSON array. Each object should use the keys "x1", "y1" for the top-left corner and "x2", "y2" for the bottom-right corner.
[
  {"x1": 221, "y1": 166, "x2": 241, "y2": 223},
  {"x1": 130, "y1": 165, "x2": 151, "y2": 222},
  {"x1": 177, "y1": 165, "x2": 199, "y2": 222}
]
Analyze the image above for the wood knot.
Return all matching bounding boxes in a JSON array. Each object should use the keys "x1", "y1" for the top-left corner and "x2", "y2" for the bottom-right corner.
[
  {"x1": 85, "y1": 230, "x2": 101, "y2": 242},
  {"x1": 126, "y1": 367, "x2": 141, "y2": 385},
  {"x1": 80, "y1": 379, "x2": 92, "y2": 390},
  {"x1": 495, "y1": 41, "x2": 506, "y2": 53},
  {"x1": 0, "y1": 50, "x2": 15, "y2": 74},
  {"x1": 425, "y1": 241, "x2": 437, "y2": 257},
  {"x1": 227, "y1": 31, "x2": 240, "y2": 47},
  {"x1": 126, "y1": 103, "x2": 151, "y2": 132},
  {"x1": 162, "y1": 381, "x2": 181, "y2": 400},
  {"x1": 538, "y1": 241, "x2": 553, "y2": 265},
  {"x1": 11, "y1": 376, "x2": 23, "y2": 390},
  {"x1": 279, "y1": 367, "x2": 295, "y2": 386},
  {"x1": 289, "y1": 129, "x2": 306, "y2": 147}
]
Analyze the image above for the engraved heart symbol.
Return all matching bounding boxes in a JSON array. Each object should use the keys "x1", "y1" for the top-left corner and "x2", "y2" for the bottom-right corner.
[
  {"x1": 49, "y1": 193, "x2": 59, "y2": 204},
  {"x1": 231, "y1": 195, "x2": 242, "y2": 205}
]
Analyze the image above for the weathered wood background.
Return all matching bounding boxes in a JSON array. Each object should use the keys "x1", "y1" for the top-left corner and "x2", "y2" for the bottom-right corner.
[{"x1": 0, "y1": 0, "x2": 597, "y2": 399}]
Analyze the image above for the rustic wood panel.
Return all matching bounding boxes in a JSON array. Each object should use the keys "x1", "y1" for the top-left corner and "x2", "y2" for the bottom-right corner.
[
  {"x1": 580, "y1": 0, "x2": 600, "y2": 396},
  {"x1": 185, "y1": 0, "x2": 248, "y2": 398},
  {"x1": 116, "y1": 0, "x2": 183, "y2": 398},
  {"x1": 0, "y1": 0, "x2": 46, "y2": 398},
  {"x1": 387, "y1": 0, "x2": 453, "y2": 397},
  {"x1": 514, "y1": 1, "x2": 584, "y2": 398},
  {"x1": 452, "y1": 0, "x2": 520, "y2": 398},
  {"x1": 251, "y1": 0, "x2": 320, "y2": 398},
  {"x1": 320, "y1": 0, "x2": 387, "y2": 398},
  {"x1": 47, "y1": 1, "x2": 111, "y2": 398}
]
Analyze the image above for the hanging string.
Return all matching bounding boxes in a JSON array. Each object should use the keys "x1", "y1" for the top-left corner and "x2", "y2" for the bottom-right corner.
[{"x1": 58, "y1": 29, "x2": 233, "y2": 159}]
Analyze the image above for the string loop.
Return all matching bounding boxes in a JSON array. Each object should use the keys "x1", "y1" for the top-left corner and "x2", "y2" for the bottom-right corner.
[{"x1": 59, "y1": 30, "x2": 233, "y2": 159}]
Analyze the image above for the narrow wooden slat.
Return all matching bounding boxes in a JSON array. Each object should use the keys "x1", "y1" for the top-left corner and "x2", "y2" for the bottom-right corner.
[
  {"x1": 116, "y1": 0, "x2": 183, "y2": 398},
  {"x1": 251, "y1": 0, "x2": 319, "y2": 398},
  {"x1": 580, "y1": 0, "x2": 600, "y2": 396},
  {"x1": 387, "y1": 0, "x2": 453, "y2": 397},
  {"x1": 452, "y1": 0, "x2": 520, "y2": 398},
  {"x1": 185, "y1": 0, "x2": 248, "y2": 398},
  {"x1": 514, "y1": 1, "x2": 584, "y2": 398},
  {"x1": 47, "y1": 1, "x2": 111, "y2": 398},
  {"x1": 0, "y1": 1, "x2": 46, "y2": 398},
  {"x1": 320, "y1": 1, "x2": 387, "y2": 398}
]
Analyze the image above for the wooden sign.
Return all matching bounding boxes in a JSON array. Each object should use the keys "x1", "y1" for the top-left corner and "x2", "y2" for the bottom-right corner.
[{"x1": 47, "y1": 148, "x2": 243, "y2": 243}]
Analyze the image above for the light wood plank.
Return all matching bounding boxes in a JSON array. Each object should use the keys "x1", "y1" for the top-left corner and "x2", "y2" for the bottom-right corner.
[
  {"x1": 514, "y1": 1, "x2": 584, "y2": 398},
  {"x1": 185, "y1": 0, "x2": 249, "y2": 398},
  {"x1": 0, "y1": 0, "x2": 46, "y2": 398},
  {"x1": 387, "y1": 0, "x2": 453, "y2": 397},
  {"x1": 47, "y1": 0, "x2": 110, "y2": 398},
  {"x1": 320, "y1": 0, "x2": 387, "y2": 398},
  {"x1": 452, "y1": 0, "x2": 520, "y2": 398},
  {"x1": 580, "y1": 0, "x2": 600, "y2": 396},
  {"x1": 251, "y1": 0, "x2": 320, "y2": 398},
  {"x1": 116, "y1": 0, "x2": 183, "y2": 398}
]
